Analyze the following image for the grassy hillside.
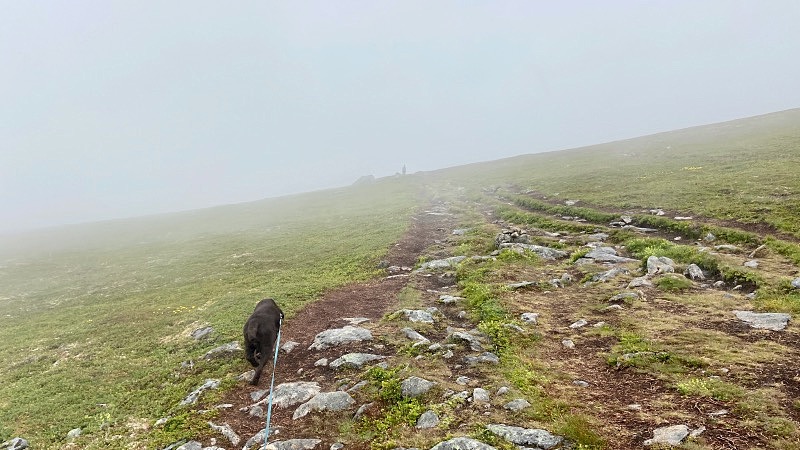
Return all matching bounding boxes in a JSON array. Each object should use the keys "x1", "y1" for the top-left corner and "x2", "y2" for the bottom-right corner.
[{"x1": 0, "y1": 109, "x2": 798, "y2": 449}]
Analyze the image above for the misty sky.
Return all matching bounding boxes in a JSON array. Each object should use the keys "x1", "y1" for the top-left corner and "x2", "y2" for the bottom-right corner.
[{"x1": 2, "y1": 1, "x2": 799, "y2": 232}]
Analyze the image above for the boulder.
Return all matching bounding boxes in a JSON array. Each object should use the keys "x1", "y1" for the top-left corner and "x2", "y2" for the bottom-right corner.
[
  {"x1": 190, "y1": 326, "x2": 214, "y2": 340},
  {"x1": 592, "y1": 267, "x2": 630, "y2": 283},
  {"x1": 308, "y1": 326, "x2": 372, "y2": 350},
  {"x1": 520, "y1": 313, "x2": 539, "y2": 324},
  {"x1": 180, "y1": 379, "x2": 220, "y2": 405},
  {"x1": 647, "y1": 256, "x2": 675, "y2": 275},
  {"x1": 264, "y1": 439, "x2": 323, "y2": 450},
  {"x1": 498, "y1": 243, "x2": 568, "y2": 260},
  {"x1": 2, "y1": 438, "x2": 29, "y2": 450},
  {"x1": 584, "y1": 247, "x2": 638, "y2": 263},
  {"x1": 293, "y1": 392, "x2": 355, "y2": 419},
  {"x1": 503, "y1": 399, "x2": 531, "y2": 411},
  {"x1": 258, "y1": 381, "x2": 320, "y2": 408},
  {"x1": 329, "y1": 353, "x2": 386, "y2": 370},
  {"x1": 628, "y1": 276, "x2": 653, "y2": 288},
  {"x1": 733, "y1": 311, "x2": 791, "y2": 331},
  {"x1": 448, "y1": 331, "x2": 485, "y2": 352},
  {"x1": 401, "y1": 327, "x2": 430, "y2": 343},
  {"x1": 643, "y1": 424, "x2": 689, "y2": 446},
  {"x1": 429, "y1": 437, "x2": 497, "y2": 450},
  {"x1": 792, "y1": 277, "x2": 800, "y2": 289},
  {"x1": 208, "y1": 422, "x2": 239, "y2": 446},
  {"x1": 203, "y1": 342, "x2": 242, "y2": 360},
  {"x1": 419, "y1": 256, "x2": 467, "y2": 271},
  {"x1": 464, "y1": 352, "x2": 500, "y2": 366},
  {"x1": 397, "y1": 308, "x2": 438, "y2": 324},
  {"x1": 487, "y1": 424, "x2": 563, "y2": 449},
  {"x1": 684, "y1": 264, "x2": 705, "y2": 281},
  {"x1": 401, "y1": 376, "x2": 437, "y2": 398},
  {"x1": 416, "y1": 410, "x2": 440, "y2": 429}
]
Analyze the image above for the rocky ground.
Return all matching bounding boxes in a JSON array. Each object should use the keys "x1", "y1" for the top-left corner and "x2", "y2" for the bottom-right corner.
[{"x1": 131, "y1": 194, "x2": 799, "y2": 450}]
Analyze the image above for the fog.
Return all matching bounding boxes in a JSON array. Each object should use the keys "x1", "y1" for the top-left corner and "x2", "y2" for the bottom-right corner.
[{"x1": 2, "y1": 1, "x2": 799, "y2": 232}]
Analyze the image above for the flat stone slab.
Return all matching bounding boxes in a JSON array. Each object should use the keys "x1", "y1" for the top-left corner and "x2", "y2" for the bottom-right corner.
[
  {"x1": 429, "y1": 437, "x2": 497, "y2": 450},
  {"x1": 419, "y1": 256, "x2": 467, "y2": 270},
  {"x1": 397, "y1": 308, "x2": 438, "y2": 323},
  {"x1": 308, "y1": 326, "x2": 372, "y2": 350},
  {"x1": 264, "y1": 439, "x2": 323, "y2": 450},
  {"x1": 644, "y1": 424, "x2": 689, "y2": 446},
  {"x1": 401, "y1": 376, "x2": 437, "y2": 398},
  {"x1": 293, "y1": 391, "x2": 355, "y2": 419},
  {"x1": 503, "y1": 399, "x2": 531, "y2": 411},
  {"x1": 203, "y1": 341, "x2": 242, "y2": 360},
  {"x1": 585, "y1": 247, "x2": 638, "y2": 263},
  {"x1": 256, "y1": 381, "x2": 321, "y2": 408},
  {"x1": 464, "y1": 352, "x2": 500, "y2": 366},
  {"x1": 329, "y1": 353, "x2": 386, "y2": 370},
  {"x1": 487, "y1": 424, "x2": 563, "y2": 449},
  {"x1": 733, "y1": 310, "x2": 790, "y2": 331},
  {"x1": 498, "y1": 243, "x2": 568, "y2": 260}
]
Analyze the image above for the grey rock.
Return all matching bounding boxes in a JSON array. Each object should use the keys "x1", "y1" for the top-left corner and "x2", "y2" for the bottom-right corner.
[
  {"x1": 452, "y1": 228, "x2": 468, "y2": 236},
  {"x1": 628, "y1": 276, "x2": 653, "y2": 288},
  {"x1": 67, "y1": 428, "x2": 82, "y2": 440},
  {"x1": 347, "y1": 381, "x2": 369, "y2": 393},
  {"x1": 450, "y1": 390, "x2": 470, "y2": 401},
  {"x1": 241, "y1": 431, "x2": 267, "y2": 450},
  {"x1": 503, "y1": 399, "x2": 531, "y2": 411},
  {"x1": 247, "y1": 405, "x2": 264, "y2": 417},
  {"x1": 208, "y1": 421, "x2": 239, "y2": 446},
  {"x1": 684, "y1": 264, "x2": 705, "y2": 281},
  {"x1": 401, "y1": 376, "x2": 436, "y2": 398},
  {"x1": 520, "y1": 313, "x2": 539, "y2": 324},
  {"x1": 250, "y1": 389, "x2": 268, "y2": 402},
  {"x1": 314, "y1": 358, "x2": 328, "y2": 367},
  {"x1": 569, "y1": 319, "x2": 588, "y2": 329},
  {"x1": 175, "y1": 442, "x2": 202, "y2": 450},
  {"x1": 419, "y1": 256, "x2": 467, "y2": 271},
  {"x1": 281, "y1": 341, "x2": 300, "y2": 354},
  {"x1": 203, "y1": 341, "x2": 242, "y2": 360},
  {"x1": 588, "y1": 233, "x2": 609, "y2": 241},
  {"x1": 456, "y1": 376, "x2": 471, "y2": 385},
  {"x1": 601, "y1": 304, "x2": 624, "y2": 312},
  {"x1": 416, "y1": 410, "x2": 440, "y2": 429},
  {"x1": 180, "y1": 379, "x2": 220, "y2": 405},
  {"x1": 331, "y1": 444, "x2": 344, "y2": 450},
  {"x1": 264, "y1": 439, "x2": 323, "y2": 450},
  {"x1": 258, "y1": 381, "x2": 320, "y2": 408},
  {"x1": 790, "y1": 277, "x2": 800, "y2": 289},
  {"x1": 713, "y1": 280, "x2": 726, "y2": 288},
  {"x1": 464, "y1": 352, "x2": 500, "y2": 366},
  {"x1": 562, "y1": 339, "x2": 575, "y2": 349},
  {"x1": 507, "y1": 280, "x2": 537, "y2": 290},
  {"x1": 439, "y1": 294, "x2": 464, "y2": 304},
  {"x1": 643, "y1": 424, "x2": 689, "y2": 446},
  {"x1": 622, "y1": 225, "x2": 658, "y2": 233},
  {"x1": 733, "y1": 310, "x2": 790, "y2": 331},
  {"x1": 573, "y1": 380, "x2": 589, "y2": 388},
  {"x1": 190, "y1": 326, "x2": 214, "y2": 340},
  {"x1": 308, "y1": 326, "x2": 372, "y2": 350},
  {"x1": 353, "y1": 402, "x2": 373, "y2": 419},
  {"x1": 293, "y1": 391, "x2": 355, "y2": 419},
  {"x1": 486, "y1": 424, "x2": 563, "y2": 449},
  {"x1": 609, "y1": 292, "x2": 640, "y2": 303},
  {"x1": 496, "y1": 386, "x2": 510, "y2": 396},
  {"x1": 443, "y1": 350, "x2": 454, "y2": 359},
  {"x1": 585, "y1": 247, "x2": 638, "y2": 263},
  {"x1": 715, "y1": 244, "x2": 741, "y2": 252},
  {"x1": 429, "y1": 437, "x2": 497, "y2": 450},
  {"x1": 592, "y1": 267, "x2": 630, "y2": 283},
  {"x1": 398, "y1": 308, "x2": 437, "y2": 324},
  {"x1": 342, "y1": 317, "x2": 370, "y2": 325},
  {"x1": 2, "y1": 438, "x2": 29, "y2": 450},
  {"x1": 744, "y1": 260, "x2": 759, "y2": 269},
  {"x1": 704, "y1": 232, "x2": 716, "y2": 242},
  {"x1": 238, "y1": 369, "x2": 255, "y2": 382},
  {"x1": 449, "y1": 331, "x2": 485, "y2": 352},
  {"x1": 329, "y1": 353, "x2": 386, "y2": 370},
  {"x1": 647, "y1": 256, "x2": 675, "y2": 275},
  {"x1": 472, "y1": 388, "x2": 490, "y2": 403},
  {"x1": 691, "y1": 426, "x2": 706, "y2": 438},
  {"x1": 497, "y1": 243, "x2": 568, "y2": 260}
]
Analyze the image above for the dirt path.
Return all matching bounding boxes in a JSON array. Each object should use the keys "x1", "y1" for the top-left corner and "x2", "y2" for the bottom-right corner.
[{"x1": 213, "y1": 206, "x2": 456, "y2": 445}]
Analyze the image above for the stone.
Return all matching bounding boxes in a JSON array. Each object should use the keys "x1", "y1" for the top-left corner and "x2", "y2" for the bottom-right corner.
[
  {"x1": 704, "y1": 232, "x2": 716, "y2": 242},
  {"x1": 329, "y1": 353, "x2": 386, "y2": 370},
  {"x1": 175, "y1": 442, "x2": 202, "y2": 450},
  {"x1": 520, "y1": 313, "x2": 539, "y2": 324},
  {"x1": 743, "y1": 260, "x2": 759, "y2": 269},
  {"x1": 733, "y1": 310, "x2": 790, "y2": 331},
  {"x1": 259, "y1": 381, "x2": 320, "y2": 408},
  {"x1": 452, "y1": 228, "x2": 468, "y2": 235},
  {"x1": 715, "y1": 244, "x2": 741, "y2": 252},
  {"x1": 507, "y1": 281, "x2": 537, "y2": 290},
  {"x1": 353, "y1": 402, "x2": 373, "y2": 419},
  {"x1": 573, "y1": 380, "x2": 589, "y2": 388},
  {"x1": 472, "y1": 388, "x2": 490, "y2": 403},
  {"x1": 190, "y1": 326, "x2": 214, "y2": 340},
  {"x1": 464, "y1": 352, "x2": 500, "y2": 366},
  {"x1": 1, "y1": 439, "x2": 28, "y2": 450},
  {"x1": 584, "y1": 247, "x2": 638, "y2": 263},
  {"x1": 400, "y1": 327, "x2": 430, "y2": 344},
  {"x1": 250, "y1": 390, "x2": 268, "y2": 402},
  {"x1": 503, "y1": 399, "x2": 531, "y2": 411},
  {"x1": 647, "y1": 256, "x2": 675, "y2": 275},
  {"x1": 643, "y1": 424, "x2": 689, "y2": 446},
  {"x1": 496, "y1": 386, "x2": 509, "y2": 396},
  {"x1": 713, "y1": 280, "x2": 726, "y2": 288},
  {"x1": 264, "y1": 439, "x2": 323, "y2": 450},
  {"x1": 601, "y1": 305, "x2": 624, "y2": 312},
  {"x1": 449, "y1": 331, "x2": 485, "y2": 352},
  {"x1": 180, "y1": 379, "x2": 220, "y2": 405},
  {"x1": 203, "y1": 341, "x2": 242, "y2": 360},
  {"x1": 562, "y1": 339, "x2": 575, "y2": 349},
  {"x1": 314, "y1": 358, "x2": 328, "y2": 367},
  {"x1": 208, "y1": 422, "x2": 240, "y2": 446},
  {"x1": 281, "y1": 341, "x2": 300, "y2": 354},
  {"x1": 497, "y1": 242, "x2": 568, "y2": 260},
  {"x1": 588, "y1": 232, "x2": 609, "y2": 241},
  {"x1": 486, "y1": 424, "x2": 563, "y2": 449},
  {"x1": 429, "y1": 437, "x2": 497, "y2": 450},
  {"x1": 456, "y1": 376, "x2": 471, "y2": 385},
  {"x1": 398, "y1": 308, "x2": 437, "y2": 324},
  {"x1": 684, "y1": 264, "x2": 705, "y2": 281},
  {"x1": 241, "y1": 430, "x2": 267, "y2": 450},
  {"x1": 67, "y1": 428, "x2": 82, "y2": 440},
  {"x1": 439, "y1": 294, "x2": 464, "y2": 304},
  {"x1": 419, "y1": 256, "x2": 467, "y2": 271},
  {"x1": 347, "y1": 381, "x2": 369, "y2": 393},
  {"x1": 416, "y1": 410, "x2": 440, "y2": 429},
  {"x1": 792, "y1": 277, "x2": 800, "y2": 289},
  {"x1": 331, "y1": 444, "x2": 344, "y2": 450},
  {"x1": 293, "y1": 392, "x2": 355, "y2": 419},
  {"x1": 569, "y1": 319, "x2": 588, "y2": 329},
  {"x1": 628, "y1": 276, "x2": 653, "y2": 288},
  {"x1": 308, "y1": 326, "x2": 372, "y2": 350},
  {"x1": 342, "y1": 317, "x2": 370, "y2": 325},
  {"x1": 609, "y1": 292, "x2": 640, "y2": 303},
  {"x1": 401, "y1": 376, "x2": 436, "y2": 398},
  {"x1": 592, "y1": 267, "x2": 630, "y2": 283}
]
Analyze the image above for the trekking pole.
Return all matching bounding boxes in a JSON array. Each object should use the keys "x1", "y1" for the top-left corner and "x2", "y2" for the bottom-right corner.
[{"x1": 261, "y1": 316, "x2": 282, "y2": 449}]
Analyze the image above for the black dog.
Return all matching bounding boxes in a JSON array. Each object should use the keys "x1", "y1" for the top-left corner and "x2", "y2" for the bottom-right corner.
[{"x1": 243, "y1": 298, "x2": 284, "y2": 386}]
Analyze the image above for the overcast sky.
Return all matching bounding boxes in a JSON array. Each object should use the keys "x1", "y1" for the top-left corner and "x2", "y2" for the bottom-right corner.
[{"x1": 2, "y1": 1, "x2": 799, "y2": 232}]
